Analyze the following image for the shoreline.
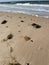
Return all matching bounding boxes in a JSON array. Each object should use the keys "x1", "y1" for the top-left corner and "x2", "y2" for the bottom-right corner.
[{"x1": 0, "y1": 11, "x2": 49, "y2": 19}]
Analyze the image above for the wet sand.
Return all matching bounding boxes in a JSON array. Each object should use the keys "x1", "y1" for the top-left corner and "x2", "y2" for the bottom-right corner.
[{"x1": 0, "y1": 12, "x2": 49, "y2": 65}]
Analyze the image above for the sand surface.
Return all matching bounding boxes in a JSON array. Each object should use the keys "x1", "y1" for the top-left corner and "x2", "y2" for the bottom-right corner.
[{"x1": 0, "y1": 12, "x2": 49, "y2": 65}]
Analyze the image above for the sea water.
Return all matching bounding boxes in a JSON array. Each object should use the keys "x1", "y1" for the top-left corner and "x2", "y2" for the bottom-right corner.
[{"x1": 0, "y1": 1, "x2": 49, "y2": 17}]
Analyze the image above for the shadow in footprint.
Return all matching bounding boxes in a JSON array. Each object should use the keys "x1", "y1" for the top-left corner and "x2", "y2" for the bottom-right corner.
[{"x1": 1, "y1": 20, "x2": 7, "y2": 24}]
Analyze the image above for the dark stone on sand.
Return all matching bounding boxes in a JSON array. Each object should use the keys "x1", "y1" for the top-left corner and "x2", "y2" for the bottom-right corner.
[
  {"x1": 31, "y1": 23, "x2": 41, "y2": 29},
  {"x1": 9, "y1": 63, "x2": 21, "y2": 65},
  {"x1": 7, "y1": 34, "x2": 13, "y2": 40},
  {"x1": 24, "y1": 36, "x2": 31, "y2": 41},
  {"x1": 36, "y1": 25, "x2": 41, "y2": 28},
  {"x1": 31, "y1": 23, "x2": 36, "y2": 26},
  {"x1": 21, "y1": 20, "x2": 24, "y2": 22},
  {"x1": 1, "y1": 20, "x2": 7, "y2": 24}
]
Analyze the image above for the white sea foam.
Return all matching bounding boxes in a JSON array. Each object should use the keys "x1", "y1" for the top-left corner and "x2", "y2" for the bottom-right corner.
[
  {"x1": 0, "y1": 3, "x2": 49, "y2": 8},
  {"x1": 15, "y1": 3, "x2": 49, "y2": 7},
  {"x1": 0, "y1": 3, "x2": 49, "y2": 17},
  {"x1": 0, "y1": 4, "x2": 49, "y2": 12}
]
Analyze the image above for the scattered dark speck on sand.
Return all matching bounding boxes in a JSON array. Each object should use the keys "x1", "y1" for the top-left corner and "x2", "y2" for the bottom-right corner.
[
  {"x1": 6, "y1": 26, "x2": 8, "y2": 28},
  {"x1": 24, "y1": 17, "x2": 26, "y2": 18},
  {"x1": 10, "y1": 47, "x2": 13, "y2": 53},
  {"x1": 21, "y1": 20, "x2": 24, "y2": 22},
  {"x1": 24, "y1": 36, "x2": 31, "y2": 41},
  {"x1": 1, "y1": 20, "x2": 7, "y2": 24},
  {"x1": 31, "y1": 23, "x2": 41, "y2": 29},
  {"x1": 31, "y1": 40, "x2": 33, "y2": 42},
  {"x1": 18, "y1": 31, "x2": 21, "y2": 32},
  {"x1": 18, "y1": 25, "x2": 20, "y2": 27},
  {"x1": 31, "y1": 19, "x2": 32, "y2": 20},
  {"x1": 7, "y1": 34, "x2": 13, "y2": 40},
  {"x1": 19, "y1": 17, "x2": 21, "y2": 18},
  {"x1": 7, "y1": 15, "x2": 9, "y2": 17},
  {"x1": 9, "y1": 63, "x2": 21, "y2": 65},
  {"x1": 2, "y1": 38, "x2": 7, "y2": 42},
  {"x1": 26, "y1": 63, "x2": 29, "y2": 65}
]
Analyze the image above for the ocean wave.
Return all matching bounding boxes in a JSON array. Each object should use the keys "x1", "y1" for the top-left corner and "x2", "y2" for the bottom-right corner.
[
  {"x1": 0, "y1": 4, "x2": 49, "y2": 12},
  {"x1": 0, "y1": 3, "x2": 49, "y2": 7},
  {"x1": 0, "y1": 3, "x2": 49, "y2": 16},
  {"x1": 15, "y1": 3, "x2": 49, "y2": 7}
]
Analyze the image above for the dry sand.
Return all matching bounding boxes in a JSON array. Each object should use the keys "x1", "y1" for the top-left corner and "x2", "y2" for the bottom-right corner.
[{"x1": 0, "y1": 12, "x2": 49, "y2": 65}]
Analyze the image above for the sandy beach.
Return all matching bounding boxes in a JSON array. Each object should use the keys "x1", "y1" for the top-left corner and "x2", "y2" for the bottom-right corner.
[{"x1": 0, "y1": 12, "x2": 49, "y2": 65}]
